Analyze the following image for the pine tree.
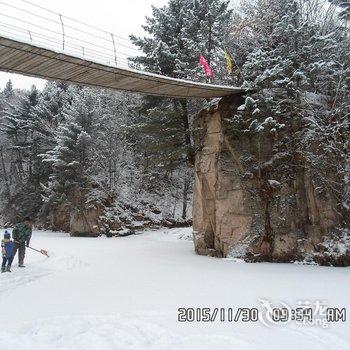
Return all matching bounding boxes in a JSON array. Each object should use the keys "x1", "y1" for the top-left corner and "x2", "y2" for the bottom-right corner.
[
  {"x1": 41, "y1": 89, "x2": 93, "y2": 206},
  {"x1": 3, "y1": 80, "x2": 13, "y2": 98},
  {"x1": 31, "y1": 82, "x2": 74, "y2": 149},
  {"x1": 43, "y1": 122, "x2": 91, "y2": 201},
  {"x1": 329, "y1": 0, "x2": 350, "y2": 20},
  {"x1": 135, "y1": 96, "x2": 192, "y2": 167},
  {"x1": 130, "y1": 0, "x2": 232, "y2": 82},
  {"x1": 27, "y1": 82, "x2": 76, "y2": 189},
  {"x1": 180, "y1": 0, "x2": 232, "y2": 81},
  {"x1": 227, "y1": 0, "x2": 350, "y2": 230},
  {"x1": 130, "y1": 0, "x2": 191, "y2": 77},
  {"x1": 130, "y1": 0, "x2": 232, "y2": 168},
  {"x1": 1, "y1": 85, "x2": 38, "y2": 181}
]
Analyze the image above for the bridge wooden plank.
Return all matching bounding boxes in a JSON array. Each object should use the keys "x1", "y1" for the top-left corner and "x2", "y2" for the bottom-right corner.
[
  {"x1": 0, "y1": 36, "x2": 244, "y2": 98},
  {"x1": 38, "y1": 61, "x2": 86, "y2": 79},
  {"x1": 19, "y1": 45, "x2": 231, "y2": 97},
  {"x1": 5, "y1": 53, "x2": 56, "y2": 74},
  {"x1": 0, "y1": 47, "x2": 28, "y2": 66},
  {"x1": 112, "y1": 77, "x2": 161, "y2": 90}
]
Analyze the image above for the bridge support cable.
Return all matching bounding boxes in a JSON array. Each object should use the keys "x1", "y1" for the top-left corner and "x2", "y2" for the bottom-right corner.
[
  {"x1": 110, "y1": 33, "x2": 117, "y2": 67},
  {"x1": 59, "y1": 14, "x2": 65, "y2": 51},
  {"x1": 0, "y1": 0, "x2": 245, "y2": 98},
  {"x1": 0, "y1": 0, "x2": 140, "y2": 69}
]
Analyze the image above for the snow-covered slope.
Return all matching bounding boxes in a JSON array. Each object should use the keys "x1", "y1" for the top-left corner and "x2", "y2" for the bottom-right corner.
[{"x1": 0, "y1": 228, "x2": 349, "y2": 350}]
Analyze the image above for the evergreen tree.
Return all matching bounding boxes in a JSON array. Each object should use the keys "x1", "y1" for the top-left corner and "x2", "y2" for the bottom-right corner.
[
  {"x1": 3, "y1": 80, "x2": 13, "y2": 98},
  {"x1": 130, "y1": 0, "x2": 232, "y2": 82},
  {"x1": 130, "y1": 0, "x2": 232, "y2": 167},
  {"x1": 329, "y1": 0, "x2": 350, "y2": 20},
  {"x1": 180, "y1": 0, "x2": 232, "y2": 80},
  {"x1": 130, "y1": 0, "x2": 190, "y2": 77},
  {"x1": 31, "y1": 82, "x2": 74, "y2": 150},
  {"x1": 28, "y1": 82, "x2": 76, "y2": 189},
  {"x1": 41, "y1": 89, "x2": 93, "y2": 207},
  {"x1": 227, "y1": 0, "x2": 350, "y2": 232},
  {"x1": 1, "y1": 85, "x2": 38, "y2": 181},
  {"x1": 0, "y1": 81, "x2": 194, "y2": 225}
]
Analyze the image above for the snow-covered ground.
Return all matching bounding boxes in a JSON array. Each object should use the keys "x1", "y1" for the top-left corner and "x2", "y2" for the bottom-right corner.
[{"x1": 0, "y1": 228, "x2": 349, "y2": 350}]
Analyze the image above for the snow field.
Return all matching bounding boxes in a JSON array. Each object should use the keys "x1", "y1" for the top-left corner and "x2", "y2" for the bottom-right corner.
[{"x1": 0, "y1": 228, "x2": 349, "y2": 350}]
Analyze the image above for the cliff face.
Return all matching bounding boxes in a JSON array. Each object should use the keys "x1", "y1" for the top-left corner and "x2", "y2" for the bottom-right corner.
[{"x1": 193, "y1": 96, "x2": 349, "y2": 266}]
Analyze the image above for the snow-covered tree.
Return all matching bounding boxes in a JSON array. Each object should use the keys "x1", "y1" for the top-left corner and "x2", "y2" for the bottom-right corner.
[
  {"x1": 0, "y1": 80, "x2": 194, "y2": 226},
  {"x1": 130, "y1": 0, "x2": 232, "y2": 82},
  {"x1": 41, "y1": 89, "x2": 94, "y2": 206},
  {"x1": 3, "y1": 80, "x2": 13, "y2": 98},
  {"x1": 180, "y1": 0, "x2": 232, "y2": 80},
  {"x1": 1, "y1": 85, "x2": 38, "y2": 181},
  {"x1": 227, "y1": 0, "x2": 350, "y2": 233},
  {"x1": 31, "y1": 82, "x2": 74, "y2": 149},
  {"x1": 129, "y1": 0, "x2": 232, "y2": 169},
  {"x1": 329, "y1": 0, "x2": 350, "y2": 20}
]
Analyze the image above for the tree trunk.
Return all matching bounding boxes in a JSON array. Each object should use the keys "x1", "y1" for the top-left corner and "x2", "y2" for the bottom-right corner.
[
  {"x1": 178, "y1": 99, "x2": 195, "y2": 165},
  {"x1": 0, "y1": 146, "x2": 10, "y2": 197},
  {"x1": 182, "y1": 177, "x2": 189, "y2": 220}
]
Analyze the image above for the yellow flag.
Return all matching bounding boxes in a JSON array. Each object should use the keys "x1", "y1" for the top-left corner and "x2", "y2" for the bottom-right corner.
[{"x1": 224, "y1": 50, "x2": 233, "y2": 74}]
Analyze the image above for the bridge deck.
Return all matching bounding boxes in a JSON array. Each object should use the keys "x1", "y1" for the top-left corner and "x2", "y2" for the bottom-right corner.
[{"x1": 0, "y1": 37, "x2": 244, "y2": 99}]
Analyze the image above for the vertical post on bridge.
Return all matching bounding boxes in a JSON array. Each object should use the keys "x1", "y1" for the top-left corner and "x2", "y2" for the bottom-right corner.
[
  {"x1": 110, "y1": 33, "x2": 117, "y2": 67},
  {"x1": 59, "y1": 14, "x2": 65, "y2": 51}
]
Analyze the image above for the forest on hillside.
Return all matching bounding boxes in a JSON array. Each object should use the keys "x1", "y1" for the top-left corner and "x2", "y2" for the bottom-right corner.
[
  {"x1": 0, "y1": 82, "x2": 193, "y2": 233},
  {"x1": 0, "y1": 0, "x2": 349, "y2": 236}
]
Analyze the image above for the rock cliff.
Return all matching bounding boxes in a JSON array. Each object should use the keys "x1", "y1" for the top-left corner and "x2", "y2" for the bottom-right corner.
[{"x1": 192, "y1": 96, "x2": 349, "y2": 266}]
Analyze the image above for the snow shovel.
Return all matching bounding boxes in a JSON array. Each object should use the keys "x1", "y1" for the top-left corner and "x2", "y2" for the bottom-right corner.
[
  {"x1": 14, "y1": 241, "x2": 49, "y2": 258},
  {"x1": 27, "y1": 245, "x2": 50, "y2": 258}
]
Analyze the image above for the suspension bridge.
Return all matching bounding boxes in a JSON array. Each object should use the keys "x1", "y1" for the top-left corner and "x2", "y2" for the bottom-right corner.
[{"x1": 0, "y1": 0, "x2": 243, "y2": 98}]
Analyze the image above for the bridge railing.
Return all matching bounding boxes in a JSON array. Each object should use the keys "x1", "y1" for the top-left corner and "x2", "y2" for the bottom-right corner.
[{"x1": 0, "y1": 0, "x2": 141, "y2": 69}]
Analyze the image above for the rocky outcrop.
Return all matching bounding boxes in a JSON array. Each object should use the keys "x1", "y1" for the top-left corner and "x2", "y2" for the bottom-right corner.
[
  {"x1": 70, "y1": 206, "x2": 102, "y2": 237},
  {"x1": 192, "y1": 96, "x2": 348, "y2": 265},
  {"x1": 37, "y1": 196, "x2": 191, "y2": 237}
]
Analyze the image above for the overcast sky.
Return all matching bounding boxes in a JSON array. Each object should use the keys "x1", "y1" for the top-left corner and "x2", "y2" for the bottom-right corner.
[{"x1": 0, "y1": 0, "x2": 237, "y2": 90}]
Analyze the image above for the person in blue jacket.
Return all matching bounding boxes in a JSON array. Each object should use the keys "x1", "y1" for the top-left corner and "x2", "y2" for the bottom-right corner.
[{"x1": 1, "y1": 230, "x2": 14, "y2": 273}]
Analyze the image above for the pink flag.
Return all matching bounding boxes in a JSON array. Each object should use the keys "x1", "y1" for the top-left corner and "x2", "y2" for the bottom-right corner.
[{"x1": 199, "y1": 54, "x2": 214, "y2": 77}]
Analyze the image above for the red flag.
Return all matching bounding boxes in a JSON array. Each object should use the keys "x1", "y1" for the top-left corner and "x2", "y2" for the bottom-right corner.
[{"x1": 199, "y1": 54, "x2": 214, "y2": 77}]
